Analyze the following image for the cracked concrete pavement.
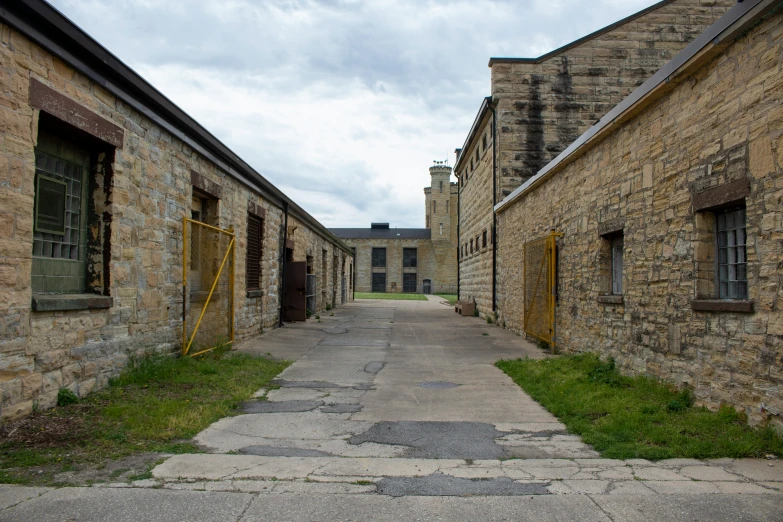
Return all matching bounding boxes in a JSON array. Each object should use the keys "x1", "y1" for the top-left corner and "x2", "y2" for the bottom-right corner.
[{"x1": 2, "y1": 296, "x2": 782, "y2": 521}]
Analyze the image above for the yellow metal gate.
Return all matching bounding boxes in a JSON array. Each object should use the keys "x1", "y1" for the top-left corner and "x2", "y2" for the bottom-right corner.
[
  {"x1": 182, "y1": 217, "x2": 235, "y2": 356},
  {"x1": 523, "y1": 231, "x2": 562, "y2": 351}
]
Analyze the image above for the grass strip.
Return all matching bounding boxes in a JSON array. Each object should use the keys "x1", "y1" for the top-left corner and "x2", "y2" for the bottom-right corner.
[
  {"x1": 354, "y1": 292, "x2": 427, "y2": 301},
  {"x1": 435, "y1": 293, "x2": 458, "y2": 305},
  {"x1": 497, "y1": 353, "x2": 783, "y2": 460},
  {"x1": 0, "y1": 349, "x2": 289, "y2": 485}
]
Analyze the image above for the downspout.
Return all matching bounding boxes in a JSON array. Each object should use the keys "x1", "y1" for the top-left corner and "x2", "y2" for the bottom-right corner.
[
  {"x1": 491, "y1": 100, "x2": 497, "y2": 312},
  {"x1": 457, "y1": 168, "x2": 461, "y2": 300},
  {"x1": 278, "y1": 201, "x2": 289, "y2": 327}
]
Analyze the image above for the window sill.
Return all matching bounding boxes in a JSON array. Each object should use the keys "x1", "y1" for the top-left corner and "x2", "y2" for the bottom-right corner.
[
  {"x1": 597, "y1": 295, "x2": 624, "y2": 305},
  {"x1": 691, "y1": 299, "x2": 754, "y2": 313},
  {"x1": 32, "y1": 293, "x2": 113, "y2": 312},
  {"x1": 246, "y1": 290, "x2": 263, "y2": 298}
]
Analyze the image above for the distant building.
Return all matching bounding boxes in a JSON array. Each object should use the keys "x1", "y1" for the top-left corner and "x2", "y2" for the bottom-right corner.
[{"x1": 332, "y1": 164, "x2": 458, "y2": 294}]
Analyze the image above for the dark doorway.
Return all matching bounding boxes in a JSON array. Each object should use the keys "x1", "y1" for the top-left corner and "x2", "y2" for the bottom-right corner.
[
  {"x1": 423, "y1": 279, "x2": 432, "y2": 294},
  {"x1": 283, "y1": 261, "x2": 307, "y2": 321}
]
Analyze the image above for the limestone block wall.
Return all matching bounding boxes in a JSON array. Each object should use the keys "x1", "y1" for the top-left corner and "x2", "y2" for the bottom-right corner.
[
  {"x1": 491, "y1": 0, "x2": 735, "y2": 199},
  {"x1": 344, "y1": 238, "x2": 433, "y2": 293},
  {"x1": 286, "y1": 214, "x2": 353, "y2": 310},
  {"x1": 496, "y1": 10, "x2": 783, "y2": 428},
  {"x1": 457, "y1": 117, "x2": 494, "y2": 315},
  {"x1": 0, "y1": 22, "x2": 352, "y2": 422}
]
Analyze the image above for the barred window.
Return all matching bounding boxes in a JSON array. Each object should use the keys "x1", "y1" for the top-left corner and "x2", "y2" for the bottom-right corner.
[
  {"x1": 717, "y1": 207, "x2": 747, "y2": 299},
  {"x1": 246, "y1": 213, "x2": 263, "y2": 291},
  {"x1": 372, "y1": 248, "x2": 386, "y2": 268},
  {"x1": 403, "y1": 273, "x2": 417, "y2": 292},
  {"x1": 403, "y1": 248, "x2": 417, "y2": 268}
]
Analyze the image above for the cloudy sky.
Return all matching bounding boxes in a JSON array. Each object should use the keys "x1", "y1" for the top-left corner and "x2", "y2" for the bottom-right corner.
[{"x1": 49, "y1": 0, "x2": 659, "y2": 228}]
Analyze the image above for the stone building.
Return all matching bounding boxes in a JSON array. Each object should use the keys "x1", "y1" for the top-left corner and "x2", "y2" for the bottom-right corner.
[
  {"x1": 0, "y1": 0, "x2": 353, "y2": 422},
  {"x1": 332, "y1": 164, "x2": 458, "y2": 294},
  {"x1": 455, "y1": 0, "x2": 735, "y2": 318},
  {"x1": 494, "y1": 0, "x2": 783, "y2": 428}
]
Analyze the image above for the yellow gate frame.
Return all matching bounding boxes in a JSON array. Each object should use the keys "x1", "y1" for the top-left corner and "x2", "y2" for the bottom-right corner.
[
  {"x1": 523, "y1": 230, "x2": 563, "y2": 352},
  {"x1": 182, "y1": 217, "x2": 236, "y2": 357}
]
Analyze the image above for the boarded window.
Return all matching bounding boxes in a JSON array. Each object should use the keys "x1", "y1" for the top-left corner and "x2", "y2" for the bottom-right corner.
[
  {"x1": 403, "y1": 273, "x2": 417, "y2": 293},
  {"x1": 372, "y1": 248, "x2": 386, "y2": 268},
  {"x1": 403, "y1": 248, "x2": 417, "y2": 268},
  {"x1": 717, "y1": 207, "x2": 747, "y2": 299},
  {"x1": 246, "y1": 213, "x2": 263, "y2": 291}
]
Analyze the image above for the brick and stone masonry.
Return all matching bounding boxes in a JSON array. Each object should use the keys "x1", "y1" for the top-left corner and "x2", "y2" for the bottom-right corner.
[
  {"x1": 0, "y1": 14, "x2": 353, "y2": 422},
  {"x1": 456, "y1": 0, "x2": 735, "y2": 319},
  {"x1": 494, "y1": 3, "x2": 783, "y2": 429}
]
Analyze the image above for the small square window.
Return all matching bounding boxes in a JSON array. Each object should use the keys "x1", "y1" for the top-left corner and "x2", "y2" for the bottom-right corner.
[{"x1": 35, "y1": 174, "x2": 67, "y2": 235}]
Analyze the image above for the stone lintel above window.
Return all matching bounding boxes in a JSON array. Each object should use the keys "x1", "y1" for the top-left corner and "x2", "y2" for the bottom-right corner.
[
  {"x1": 190, "y1": 170, "x2": 222, "y2": 199},
  {"x1": 246, "y1": 289, "x2": 263, "y2": 298},
  {"x1": 691, "y1": 178, "x2": 750, "y2": 212},
  {"x1": 248, "y1": 200, "x2": 266, "y2": 219},
  {"x1": 32, "y1": 293, "x2": 112, "y2": 312},
  {"x1": 691, "y1": 299, "x2": 754, "y2": 313},
  {"x1": 598, "y1": 218, "x2": 624, "y2": 237},
  {"x1": 597, "y1": 295, "x2": 624, "y2": 305},
  {"x1": 29, "y1": 79, "x2": 124, "y2": 148}
]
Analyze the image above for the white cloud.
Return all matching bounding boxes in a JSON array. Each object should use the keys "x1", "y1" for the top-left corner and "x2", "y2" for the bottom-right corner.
[{"x1": 50, "y1": 0, "x2": 661, "y2": 227}]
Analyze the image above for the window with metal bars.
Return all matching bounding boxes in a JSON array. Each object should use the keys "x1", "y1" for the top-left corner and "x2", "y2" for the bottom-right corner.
[
  {"x1": 403, "y1": 248, "x2": 417, "y2": 268},
  {"x1": 716, "y1": 207, "x2": 747, "y2": 299},
  {"x1": 372, "y1": 248, "x2": 386, "y2": 268},
  {"x1": 403, "y1": 273, "x2": 417, "y2": 293},
  {"x1": 246, "y1": 213, "x2": 263, "y2": 291}
]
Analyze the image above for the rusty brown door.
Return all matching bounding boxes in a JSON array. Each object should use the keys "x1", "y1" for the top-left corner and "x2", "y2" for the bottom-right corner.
[{"x1": 284, "y1": 261, "x2": 307, "y2": 322}]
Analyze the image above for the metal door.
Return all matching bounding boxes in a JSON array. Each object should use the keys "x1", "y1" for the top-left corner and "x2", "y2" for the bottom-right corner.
[
  {"x1": 284, "y1": 261, "x2": 307, "y2": 321},
  {"x1": 523, "y1": 231, "x2": 562, "y2": 351},
  {"x1": 422, "y1": 279, "x2": 432, "y2": 294}
]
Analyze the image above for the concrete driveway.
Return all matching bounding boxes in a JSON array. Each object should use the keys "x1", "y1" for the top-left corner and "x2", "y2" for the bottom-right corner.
[{"x1": 2, "y1": 296, "x2": 781, "y2": 521}]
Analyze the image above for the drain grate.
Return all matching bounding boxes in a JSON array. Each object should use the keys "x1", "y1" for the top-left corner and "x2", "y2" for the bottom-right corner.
[{"x1": 417, "y1": 381, "x2": 459, "y2": 389}]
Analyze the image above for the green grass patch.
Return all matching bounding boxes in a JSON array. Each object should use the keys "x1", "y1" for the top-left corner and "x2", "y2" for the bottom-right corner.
[
  {"x1": 354, "y1": 292, "x2": 427, "y2": 301},
  {"x1": 436, "y1": 293, "x2": 458, "y2": 305},
  {"x1": 0, "y1": 349, "x2": 289, "y2": 485},
  {"x1": 496, "y1": 354, "x2": 783, "y2": 460}
]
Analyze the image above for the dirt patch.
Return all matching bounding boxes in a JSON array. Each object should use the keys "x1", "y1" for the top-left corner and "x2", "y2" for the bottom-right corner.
[{"x1": 0, "y1": 407, "x2": 91, "y2": 448}]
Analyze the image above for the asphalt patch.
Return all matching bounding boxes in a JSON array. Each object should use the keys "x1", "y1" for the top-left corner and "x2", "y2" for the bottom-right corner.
[
  {"x1": 241, "y1": 400, "x2": 323, "y2": 413},
  {"x1": 239, "y1": 446, "x2": 334, "y2": 457},
  {"x1": 376, "y1": 474, "x2": 550, "y2": 497},
  {"x1": 320, "y1": 403, "x2": 363, "y2": 413},
  {"x1": 364, "y1": 362, "x2": 385, "y2": 374},
  {"x1": 349, "y1": 421, "x2": 509, "y2": 459}
]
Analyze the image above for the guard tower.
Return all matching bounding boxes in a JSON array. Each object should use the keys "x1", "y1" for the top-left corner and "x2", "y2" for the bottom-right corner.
[{"x1": 425, "y1": 162, "x2": 453, "y2": 240}]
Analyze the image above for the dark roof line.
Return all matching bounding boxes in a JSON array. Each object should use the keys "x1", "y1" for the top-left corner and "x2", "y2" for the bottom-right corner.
[
  {"x1": 330, "y1": 228, "x2": 432, "y2": 240},
  {"x1": 454, "y1": 96, "x2": 493, "y2": 172},
  {"x1": 495, "y1": 0, "x2": 776, "y2": 213},
  {"x1": 0, "y1": 0, "x2": 353, "y2": 254},
  {"x1": 488, "y1": 0, "x2": 676, "y2": 66}
]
